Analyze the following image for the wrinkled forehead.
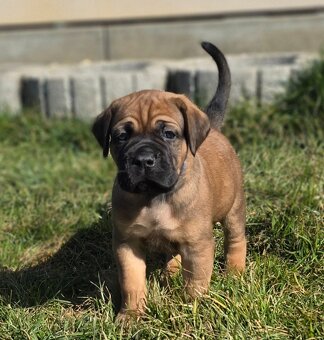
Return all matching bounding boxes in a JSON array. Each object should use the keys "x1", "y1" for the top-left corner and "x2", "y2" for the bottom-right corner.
[{"x1": 111, "y1": 91, "x2": 184, "y2": 131}]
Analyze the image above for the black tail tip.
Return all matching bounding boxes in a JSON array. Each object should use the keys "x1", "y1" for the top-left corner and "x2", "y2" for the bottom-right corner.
[
  {"x1": 201, "y1": 41, "x2": 211, "y2": 51},
  {"x1": 201, "y1": 41, "x2": 211, "y2": 49},
  {"x1": 201, "y1": 41, "x2": 219, "y2": 55}
]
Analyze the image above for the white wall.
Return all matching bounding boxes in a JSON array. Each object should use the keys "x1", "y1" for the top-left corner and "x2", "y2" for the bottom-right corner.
[{"x1": 1, "y1": 0, "x2": 324, "y2": 26}]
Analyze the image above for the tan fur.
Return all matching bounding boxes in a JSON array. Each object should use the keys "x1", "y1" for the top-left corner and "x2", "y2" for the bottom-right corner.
[{"x1": 93, "y1": 90, "x2": 246, "y2": 319}]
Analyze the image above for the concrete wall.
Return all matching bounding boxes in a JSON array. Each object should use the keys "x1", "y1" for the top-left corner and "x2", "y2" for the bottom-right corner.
[
  {"x1": 107, "y1": 12, "x2": 324, "y2": 59},
  {"x1": 0, "y1": 11, "x2": 324, "y2": 64},
  {"x1": 1, "y1": 1, "x2": 322, "y2": 26}
]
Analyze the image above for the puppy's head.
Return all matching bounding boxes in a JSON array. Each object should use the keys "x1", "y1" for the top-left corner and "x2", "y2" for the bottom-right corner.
[{"x1": 92, "y1": 90, "x2": 210, "y2": 194}]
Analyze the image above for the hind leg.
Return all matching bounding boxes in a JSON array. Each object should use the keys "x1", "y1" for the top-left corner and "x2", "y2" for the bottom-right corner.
[
  {"x1": 161, "y1": 253, "x2": 181, "y2": 287},
  {"x1": 223, "y1": 195, "x2": 247, "y2": 272},
  {"x1": 165, "y1": 254, "x2": 182, "y2": 276}
]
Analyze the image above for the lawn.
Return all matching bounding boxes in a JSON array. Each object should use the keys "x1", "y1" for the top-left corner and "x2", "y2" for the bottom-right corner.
[{"x1": 0, "y1": 80, "x2": 323, "y2": 337}]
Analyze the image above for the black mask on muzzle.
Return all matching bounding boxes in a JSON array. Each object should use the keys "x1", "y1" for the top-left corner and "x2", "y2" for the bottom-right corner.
[{"x1": 116, "y1": 139, "x2": 179, "y2": 193}]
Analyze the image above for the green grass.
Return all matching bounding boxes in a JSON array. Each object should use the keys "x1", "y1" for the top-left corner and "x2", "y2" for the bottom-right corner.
[{"x1": 0, "y1": 74, "x2": 323, "y2": 337}]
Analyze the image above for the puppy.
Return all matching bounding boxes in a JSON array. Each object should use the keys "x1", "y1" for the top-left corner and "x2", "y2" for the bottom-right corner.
[{"x1": 92, "y1": 42, "x2": 246, "y2": 319}]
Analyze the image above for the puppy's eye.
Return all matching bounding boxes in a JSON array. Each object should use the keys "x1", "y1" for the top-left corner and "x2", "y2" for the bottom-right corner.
[
  {"x1": 163, "y1": 130, "x2": 176, "y2": 140},
  {"x1": 117, "y1": 131, "x2": 129, "y2": 141}
]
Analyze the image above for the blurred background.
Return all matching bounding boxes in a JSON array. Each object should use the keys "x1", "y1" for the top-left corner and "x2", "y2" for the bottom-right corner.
[
  {"x1": 1, "y1": 0, "x2": 324, "y2": 61},
  {"x1": 0, "y1": 0, "x2": 324, "y2": 117}
]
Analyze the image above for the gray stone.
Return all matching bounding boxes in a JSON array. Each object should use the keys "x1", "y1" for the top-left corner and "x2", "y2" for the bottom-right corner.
[
  {"x1": 166, "y1": 70, "x2": 195, "y2": 99},
  {"x1": 0, "y1": 51, "x2": 318, "y2": 120},
  {"x1": 0, "y1": 72, "x2": 21, "y2": 114},
  {"x1": 45, "y1": 77, "x2": 72, "y2": 118},
  {"x1": 295, "y1": 54, "x2": 318, "y2": 69},
  {"x1": 230, "y1": 67, "x2": 258, "y2": 104},
  {"x1": 101, "y1": 72, "x2": 135, "y2": 107},
  {"x1": 195, "y1": 70, "x2": 218, "y2": 107},
  {"x1": 21, "y1": 77, "x2": 46, "y2": 114},
  {"x1": 96, "y1": 60, "x2": 152, "y2": 73},
  {"x1": 259, "y1": 66, "x2": 292, "y2": 103},
  {"x1": 71, "y1": 75, "x2": 102, "y2": 119},
  {"x1": 133, "y1": 66, "x2": 167, "y2": 92}
]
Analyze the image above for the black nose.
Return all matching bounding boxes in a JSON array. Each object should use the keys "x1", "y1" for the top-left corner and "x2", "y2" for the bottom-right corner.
[{"x1": 132, "y1": 150, "x2": 156, "y2": 168}]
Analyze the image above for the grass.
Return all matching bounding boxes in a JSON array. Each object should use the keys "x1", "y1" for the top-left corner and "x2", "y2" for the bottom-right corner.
[{"x1": 0, "y1": 65, "x2": 323, "y2": 338}]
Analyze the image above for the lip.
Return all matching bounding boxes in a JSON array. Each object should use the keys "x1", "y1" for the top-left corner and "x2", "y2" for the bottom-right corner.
[
  {"x1": 117, "y1": 171, "x2": 179, "y2": 194},
  {"x1": 135, "y1": 176, "x2": 178, "y2": 193}
]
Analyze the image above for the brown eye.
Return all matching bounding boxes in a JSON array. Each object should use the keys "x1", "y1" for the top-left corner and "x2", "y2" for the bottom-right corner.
[
  {"x1": 113, "y1": 130, "x2": 129, "y2": 142},
  {"x1": 163, "y1": 130, "x2": 176, "y2": 140},
  {"x1": 118, "y1": 132, "x2": 129, "y2": 141}
]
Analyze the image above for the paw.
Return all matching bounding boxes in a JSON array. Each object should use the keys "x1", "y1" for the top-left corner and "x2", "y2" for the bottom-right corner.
[
  {"x1": 115, "y1": 309, "x2": 143, "y2": 325},
  {"x1": 226, "y1": 254, "x2": 246, "y2": 273},
  {"x1": 115, "y1": 312, "x2": 132, "y2": 325},
  {"x1": 185, "y1": 279, "x2": 209, "y2": 298}
]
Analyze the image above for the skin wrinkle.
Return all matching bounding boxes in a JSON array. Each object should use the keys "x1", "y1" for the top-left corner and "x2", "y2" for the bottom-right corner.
[{"x1": 111, "y1": 98, "x2": 183, "y2": 193}]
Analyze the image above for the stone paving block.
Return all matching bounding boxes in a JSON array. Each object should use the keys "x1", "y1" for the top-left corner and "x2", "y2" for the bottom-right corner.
[
  {"x1": 230, "y1": 67, "x2": 258, "y2": 104},
  {"x1": 195, "y1": 70, "x2": 218, "y2": 107},
  {"x1": 71, "y1": 75, "x2": 102, "y2": 119},
  {"x1": 21, "y1": 77, "x2": 46, "y2": 114},
  {"x1": 45, "y1": 77, "x2": 72, "y2": 118},
  {"x1": 259, "y1": 66, "x2": 292, "y2": 103},
  {"x1": 166, "y1": 70, "x2": 195, "y2": 99},
  {"x1": 133, "y1": 66, "x2": 167, "y2": 92},
  {"x1": 101, "y1": 72, "x2": 135, "y2": 107},
  {"x1": 0, "y1": 52, "x2": 317, "y2": 120},
  {"x1": 0, "y1": 72, "x2": 21, "y2": 114}
]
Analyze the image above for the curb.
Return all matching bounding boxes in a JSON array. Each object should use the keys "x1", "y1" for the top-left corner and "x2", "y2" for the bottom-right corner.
[{"x1": 0, "y1": 52, "x2": 317, "y2": 118}]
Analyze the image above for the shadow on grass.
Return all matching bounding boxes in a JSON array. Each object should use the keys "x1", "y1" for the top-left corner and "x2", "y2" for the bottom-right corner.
[
  {"x1": 0, "y1": 201, "x2": 303, "y2": 312},
  {"x1": 0, "y1": 207, "x2": 282, "y2": 312},
  {"x1": 0, "y1": 205, "x2": 122, "y2": 311},
  {"x1": 0, "y1": 204, "x2": 173, "y2": 312}
]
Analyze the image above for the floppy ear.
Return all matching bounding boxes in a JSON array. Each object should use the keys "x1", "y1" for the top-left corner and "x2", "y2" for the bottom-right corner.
[
  {"x1": 174, "y1": 96, "x2": 210, "y2": 155},
  {"x1": 92, "y1": 107, "x2": 113, "y2": 158}
]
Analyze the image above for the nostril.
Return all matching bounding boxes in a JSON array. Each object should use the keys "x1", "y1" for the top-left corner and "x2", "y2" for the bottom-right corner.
[
  {"x1": 145, "y1": 158, "x2": 155, "y2": 168},
  {"x1": 133, "y1": 158, "x2": 142, "y2": 167}
]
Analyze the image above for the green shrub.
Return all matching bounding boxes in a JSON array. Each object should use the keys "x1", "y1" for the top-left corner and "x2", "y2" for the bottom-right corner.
[
  {"x1": 275, "y1": 55, "x2": 324, "y2": 118},
  {"x1": 223, "y1": 56, "x2": 324, "y2": 148},
  {"x1": 271, "y1": 55, "x2": 324, "y2": 138}
]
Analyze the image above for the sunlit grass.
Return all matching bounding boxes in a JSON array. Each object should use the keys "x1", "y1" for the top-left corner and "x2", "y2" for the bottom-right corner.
[{"x1": 0, "y1": 55, "x2": 323, "y2": 338}]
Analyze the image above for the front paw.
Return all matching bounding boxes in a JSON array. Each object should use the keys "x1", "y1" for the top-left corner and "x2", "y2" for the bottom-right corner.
[
  {"x1": 185, "y1": 279, "x2": 209, "y2": 298},
  {"x1": 115, "y1": 309, "x2": 142, "y2": 325},
  {"x1": 115, "y1": 311, "x2": 132, "y2": 325}
]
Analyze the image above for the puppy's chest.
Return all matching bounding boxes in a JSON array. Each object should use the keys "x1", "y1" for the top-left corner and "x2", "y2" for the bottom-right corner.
[{"x1": 130, "y1": 203, "x2": 180, "y2": 239}]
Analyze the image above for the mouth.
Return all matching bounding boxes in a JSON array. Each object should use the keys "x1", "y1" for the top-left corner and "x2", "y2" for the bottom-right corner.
[
  {"x1": 136, "y1": 177, "x2": 178, "y2": 193},
  {"x1": 117, "y1": 171, "x2": 179, "y2": 194}
]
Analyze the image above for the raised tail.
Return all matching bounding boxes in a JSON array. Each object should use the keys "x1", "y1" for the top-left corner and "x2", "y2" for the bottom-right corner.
[{"x1": 201, "y1": 42, "x2": 231, "y2": 129}]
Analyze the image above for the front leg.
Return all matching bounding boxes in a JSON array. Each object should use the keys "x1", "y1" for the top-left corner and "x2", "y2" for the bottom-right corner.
[
  {"x1": 223, "y1": 195, "x2": 246, "y2": 272},
  {"x1": 180, "y1": 238, "x2": 215, "y2": 297},
  {"x1": 114, "y1": 239, "x2": 147, "y2": 318}
]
